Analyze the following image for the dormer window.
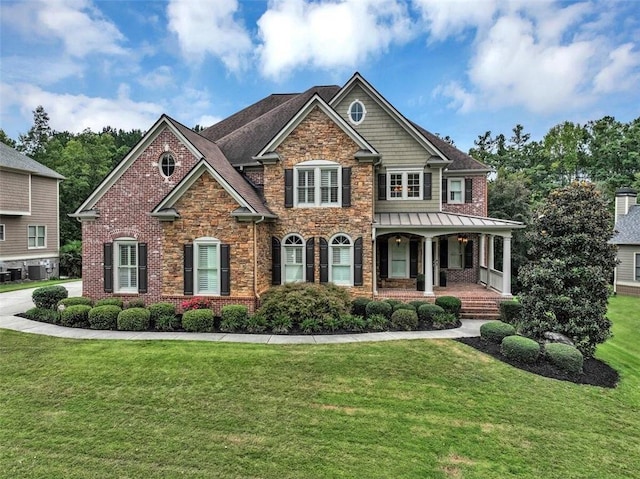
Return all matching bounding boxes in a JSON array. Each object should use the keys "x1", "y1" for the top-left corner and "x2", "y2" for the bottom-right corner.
[
  {"x1": 348, "y1": 100, "x2": 366, "y2": 125},
  {"x1": 160, "y1": 153, "x2": 176, "y2": 178}
]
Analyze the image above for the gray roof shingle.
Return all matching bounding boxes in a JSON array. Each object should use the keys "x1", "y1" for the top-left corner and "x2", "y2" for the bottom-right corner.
[
  {"x1": 0, "y1": 142, "x2": 65, "y2": 179},
  {"x1": 611, "y1": 205, "x2": 640, "y2": 244}
]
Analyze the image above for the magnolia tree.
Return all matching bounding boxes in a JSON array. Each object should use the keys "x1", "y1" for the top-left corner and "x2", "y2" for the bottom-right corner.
[{"x1": 518, "y1": 182, "x2": 617, "y2": 357}]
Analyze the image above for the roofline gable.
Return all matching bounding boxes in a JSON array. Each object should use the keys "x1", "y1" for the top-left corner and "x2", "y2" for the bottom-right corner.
[
  {"x1": 254, "y1": 94, "x2": 379, "y2": 158},
  {"x1": 72, "y1": 115, "x2": 205, "y2": 215}
]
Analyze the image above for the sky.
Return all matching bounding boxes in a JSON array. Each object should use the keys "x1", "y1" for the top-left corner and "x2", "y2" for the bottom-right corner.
[{"x1": 1, "y1": 0, "x2": 639, "y2": 153}]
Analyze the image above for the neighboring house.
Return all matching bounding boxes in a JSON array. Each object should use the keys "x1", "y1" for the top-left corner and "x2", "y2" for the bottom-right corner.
[
  {"x1": 71, "y1": 73, "x2": 524, "y2": 311},
  {"x1": 0, "y1": 143, "x2": 65, "y2": 281},
  {"x1": 611, "y1": 187, "x2": 640, "y2": 296}
]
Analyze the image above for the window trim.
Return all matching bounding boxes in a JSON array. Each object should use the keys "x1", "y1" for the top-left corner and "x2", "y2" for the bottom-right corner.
[
  {"x1": 282, "y1": 234, "x2": 305, "y2": 283},
  {"x1": 0, "y1": 224, "x2": 4, "y2": 241},
  {"x1": 388, "y1": 236, "x2": 410, "y2": 278},
  {"x1": 329, "y1": 234, "x2": 353, "y2": 286},
  {"x1": 293, "y1": 160, "x2": 342, "y2": 208},
  {"x1": 635, "y1": 252, "x2": 640, "y2": 282},
  {"x1": 448, "y1": 178, "x2": 464, "y2": 204},
  {"x1": 114, "y1": 239, "x2": 138, "y2": 293},
  {"x1": 159, "y1": 152, "x2": 176, "y2": 178},
  {"x1": 348, "y1": 99, "x2": 366, "y2": 125},
  {"x1": 27, "y1": 225, "x2": 46, "y2": 249},
  {"x1": 194, "y1": 237, "x2": 221, "y2": 296},
  {"x1": 386, "y1": 169, "x2": 423, "y2": 200}
]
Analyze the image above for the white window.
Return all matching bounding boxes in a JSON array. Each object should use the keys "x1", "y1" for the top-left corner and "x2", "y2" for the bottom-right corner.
[
  {"x1": 389, "y1": 236, "x2": 409, "y2": 278},
  {"x1": 635, "y1": 253, "x2": 640, "y2": 281},
  {"x1": 116, "y1": 240, "x2": 138, "y2": 293},
  {"x1": 448, "y1": 236, "x2": 464, "y2": 269},
  {"x1": 330, "y1": 234, "x2": 352, "y2": 286},
  {"x1": 283, "y1": 235, "x2": 304, "y2": 283},
  {"x1": 0, "y1": 224, "x2": 4, "y2": 241},
  {"x1": 387, "y1": 170, "x2": 422, "y2": 200},
  {"x1": 159, "y1": 152, "x2": 176, "y2": 178},
  {"x1": 294, "y1": 160, "x2": 341, "y2": 207},
  {"x1": 348, "y1": 100, "x2": 366, "y2": 125},
  {"x1": 27, "y1": 225, "x2": 46, "y2": 249},
  {"x1": 449, "y1": 179, "x2": 464, "y2": 203},
  {"x1": 195, "y1": 239, "x2": 220, "y2": 295}
]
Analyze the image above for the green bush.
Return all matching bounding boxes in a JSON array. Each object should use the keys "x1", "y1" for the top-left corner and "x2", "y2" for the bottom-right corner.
[
  {"x1": 384, "y1": 299, "x2": 402, "y2": 308},
  {"x1": 58, "y1": 297, "x2": 93, "y2": 309},
  {"x1": 545, "y1": 343, "x2": 584, "y2": 374},
  {"x1": 95, "y1": 298, "x2": 124, "y2": 308},
  {"x1": 300, "y1": 318, "x2": 323, "y2": 334},
  {"x1": 501, "y1": 335, "x2": 540, "y2": 363},
  {"x1": 340, "y1": 314, "x2": 366, "y2": 332},
  {"x1": 155, "y1": 314, "x2": 182, "y2": 332},
  {"x1": 390, "y1": 309, "x2": 418, "y2": 331},
  {"x1": 270, "y1": 314, "x2": 293, "y2": 334},
  {"x1": 351, "y1": 297, "x2": 371, "y2": 317},
  {"x1": 127, "y1": 299, "x2": 146, "y2": 309},
  {"x1": 365, "y1": 301, "x2": 393, "y2": 319},
  {"x1": 393, "y1": 303, "x2": 416, "y2": 312},
  {"x1": 59, "y1": 304, "x2": 91, "y2": 328},
  {"x1": 431, "y1": 311, "x2": 458, "y2": 329},
  {"x1": 417, "y1": 304, "x2": 445, "y2": 323},
  {"x1": 32, "y1": 285, "x2": 68, "y2": 310},
  {"x1": 257, "y1": 283, "x2": 351, "y2": 329},
  {"x1": 500, "y1": 300, "x2": 523, "y2": 325},
  {"x1": 24, "y1": 307, "x2": 59, "y2": 324},
  {"x1": 117, "y1": 308, "x2": 150, "y2": 331},
  {"x1": 220, "y1": 305, "x2": 249, "y2": 332},
  {"x1": 244, "y1": 313, "x2": 267, "y2": 333},
  {"x1": 60, "y1": 240, "x2": 82, "y2": 278},
  {"x1": 182, "y1": 309, "x2": 214, "y2": 332},
  {"x1": 366, "y1": 313, "x2": 388, "y2": 332},
  {"x1": 148, "y1": 302, "x2": 176, "y2": 323},
  {"x1": 480, "y1": 321, "x2": 516, "y2": 343},
  {"x1": 409, "y1": 300, "x2": 430, "y2": 311},
  {"x1": 88, "y1": 305, "x2": 121, "y2": 330},
  {"x1": 435, "y1": 296, "x2": 462, "y2": 318}
]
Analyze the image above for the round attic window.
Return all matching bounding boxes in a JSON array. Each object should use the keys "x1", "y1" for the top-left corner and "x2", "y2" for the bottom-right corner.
[
  {"x1": 348, "y1": 100, "x2": 366, "y2": 125},
  {"x1": 159, "y1": 153, "x2": 176, "y2": 178}
]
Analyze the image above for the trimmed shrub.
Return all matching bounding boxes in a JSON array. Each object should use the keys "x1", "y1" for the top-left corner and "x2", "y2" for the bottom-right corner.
[
  {"x1": 59, "y1": 304, "x2": 91, "y2": 328},
  {"x1": 390, "y1": 309, "x2": 418, "y2": 331},
  {"x1": 300, "y1": 318, "x2": 322, "y2": 334},
  {"x1": 220, "y1": 305, "x2": 249, "y2": 332},
  {"x1": 393, "y1": 303, "x2": 416, "y2": 312},
  {"x1": 58, "y1": 297, "x2": 93, "y2": 309},
  {"x1": 244, "y1": 314, "x2": 267, "y2": 333},
  {"x1": 545, "y1": 343, "x2": 584, "y2": 374},
  {"x1": 32, "y1": 285, "x2": 68, "y2": 310},
  {"x1": 95, "y1": 298, "x2": 124, "y2": 308},
  {"x1": 409, "y1": 300, "x2": 430, "y2": 311},
  {"x1": 417, "y1": 304, "x2": 445, "y2": 323},
  {"x1": 501, "y1": 335, "x2": 540, "y2": 363},
  {"x1": 24, "y1": 307, "x2": 59, "y2": 324},
  {"x1": 324, "y1": 316, "x2": 342, "y2": 332},
  {"x1": 88, "y1": 305, "x2": 121, "y2": 330},
  {"x1": 431, "y1": 311, "x2": 458, "y2": 329},
  {"x1": 365, "y1": 301, "x2": 392, "y2": 319},
  {"x1": 340, "y1": 314, "x2": 366, "y2": 332},
  {"x1": 181, "y1": 309, "x2": 214, "y2": 332},
  {"x1": 155, "y1": 314, "x2": 182, "y2": 332},
  {"x1": 480, "y1": 321, "x2": 516, "y2": 343},
  {"x1": 117, "y1": 308, "x2": 150, "y2": 331},
  {"x1": 181, "y1": 297, "x2": 212, "y2": 311},
  {"x1": 366, "y1": 313, "x2": 389, "y2": 332},
  {"x1": 435, "y1": 296, "x2": 462, "y2": 318},
  {"x1": 270, "y1": 314, "x2": 293, "y2": 334},
  {"x1": 351, "y1": 297, "x2": 371, "y2": 317},
  {"x1": 149, "y1": 302, "x2": 176, "y2": 323},
  {"x1": 500, "y1": 300, "x2": 523, "y2": 325},
  {"x1": 127, "y1": 299, "x2": 146, "y2": 309},
  {"x1": 384, "y1": 299, "x2": 402, "y2": 308}
]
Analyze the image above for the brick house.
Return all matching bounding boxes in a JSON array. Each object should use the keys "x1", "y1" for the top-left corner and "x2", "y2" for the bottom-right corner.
[{"x1": 72, "y1": 73, "x2": 524, "y2": 311}]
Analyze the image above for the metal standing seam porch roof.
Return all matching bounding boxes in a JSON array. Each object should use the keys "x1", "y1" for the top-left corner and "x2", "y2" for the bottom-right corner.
[{"x1": 374, "y1": 212, "x2": 525, "y2": 231}]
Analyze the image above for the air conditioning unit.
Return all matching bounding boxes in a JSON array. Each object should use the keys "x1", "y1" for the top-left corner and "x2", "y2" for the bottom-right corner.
[{"x1": 28, "y1": 265, "x2": 46, "y2": 280}]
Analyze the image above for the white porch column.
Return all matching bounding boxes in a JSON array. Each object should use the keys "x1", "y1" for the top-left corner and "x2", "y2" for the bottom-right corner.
[
  {"x1": 372, "y1": 237, "x2": 378, "y2": 296},
  {"x1": 502, "y1": 234, "x2": 512, "y2": 297},
  {"x1": 479, "y1": 234, "x2": 486, "y2": 268},
  {"x1": 424, "y1": 236, "x2": 434, "y2": 296},
  {"x1": 487, "y1": 234, "x2": 494, "y2": 290}
]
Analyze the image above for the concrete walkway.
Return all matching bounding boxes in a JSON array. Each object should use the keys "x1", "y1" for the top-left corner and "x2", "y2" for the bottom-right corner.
[{"x1": 0, "y1": 281, "x2": 486, "y2": 344}]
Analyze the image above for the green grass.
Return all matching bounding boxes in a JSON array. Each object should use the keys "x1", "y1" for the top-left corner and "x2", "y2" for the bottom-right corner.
[
  {"x1": 1, "y1": 296, "x2": 639, "y2": 478},
  {"x1": 0, "y1": 277, "x2": 78, "y2": 293}
]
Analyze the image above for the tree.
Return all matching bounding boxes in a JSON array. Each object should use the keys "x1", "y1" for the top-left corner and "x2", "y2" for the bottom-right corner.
[
  {"x1": 0, "y1": 129, "x2": 17, "y2": 148},
  {"x1": 518, "y1": 182, "x2": 617, "y2": 357},
  {"x1": 17, "y1": 106, "x2": 52, "y2": 161}
]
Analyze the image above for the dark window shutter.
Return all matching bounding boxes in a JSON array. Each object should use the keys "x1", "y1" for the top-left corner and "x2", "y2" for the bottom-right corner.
[
  {"x1": 284, "y1": 169, "x2": 294, "y2": 208},
  {"x1": 305, "y1": 237, "x2": 315, "y2": 282},
  {"x1": 377, "y1": 173, "x2": 386, "y2": 200},
  {"x1": 319, "y1": 237, "x2": 328, "y2": 283},
  {"x1": 439, "y1": 237, "x2": 448, "y2": 268},
  {"x1": 465, "y1": 178, "x2": 473, "y2": 203},
  {"x1": 409, "y1": 238, "x2": 419, "y2": 278},
  {"x1": 465, "y1": 240, "x2": 474, "y2": 269},
  {"x1": 220, "y1": 244, "x2": 230, "y2": 296},
  {"x1": 138, "y1": 243, "x2": 147, "y2": 293},
  {"x1": 424, "y1": 172, "x2": 432, "y2": 200},
  {"x1": 271, "y1": 237, "x2": 281, "y2": 285},
  {"x1": 342, "y1": 167, "x2": 351, "y2": 207},
  {"x1": 184, "y1": 244, "x2": 194, "y2": 296},
  {"x1": 379, "y1": 239, "x2": 388, "y2": 279},
  {"x1": 354, "y1": 237, "x2": 363, "y2": 286},
  {"x1": 442, "y1": 178, "x2": 448, "y2": 203},
  {"x1": 103, "y1": 243, "x2": 113, "y2": 293}
]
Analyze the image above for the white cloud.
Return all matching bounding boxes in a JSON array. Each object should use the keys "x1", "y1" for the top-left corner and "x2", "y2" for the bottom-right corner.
[
  {"x1": 257, "y1": 0, "x2": 414, "y2": 79},
  {"x1": 594, "y1": 43, "x2": 640, "y2": 93},
  {"x1": 138, "y1": 66, "x2": 175, "y2": 89},
  {"x1": 432, "y1": 81, "x2": 476, "y2": 112},
  {"x1": 167, "y1": 0, "x2": 252, "y2": 72},
  {"x1": 412, "y1": 0, "x2": 500, "y2": 41},
  {"x1": 0, "y1": 56, "x2": 85, "y2": 85},
  {"x1": 196, "y1": 115, "x2": 223, "y2": 129}
]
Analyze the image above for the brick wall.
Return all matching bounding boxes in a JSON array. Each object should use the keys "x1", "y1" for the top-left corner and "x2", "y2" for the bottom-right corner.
[{"x1": 443, "y1": 175, "x2": 488, "y2": 216}]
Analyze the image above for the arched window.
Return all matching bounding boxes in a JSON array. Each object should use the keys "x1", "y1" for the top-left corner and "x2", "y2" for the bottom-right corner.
[
  {"x1": 283, "y1": 234, "x2": 304, "y2": 283},
  {"x1": 348, "y1": 100, "x2": 366, "y2": 125},
  {"x1": 159, "y1": 152, "x2": 176, "y2": 178},
  {"x1": 330, "y1": 234, "x2": 352, "y2": 286}
]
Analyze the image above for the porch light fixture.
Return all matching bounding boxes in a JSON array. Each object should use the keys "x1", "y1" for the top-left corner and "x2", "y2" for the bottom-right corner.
[
  {"x1": 395, "y1": 235, "x2": 402, "y2": 246},
  {"x1": 457, "y1": 233, "x2": 468, "y2": 245}
]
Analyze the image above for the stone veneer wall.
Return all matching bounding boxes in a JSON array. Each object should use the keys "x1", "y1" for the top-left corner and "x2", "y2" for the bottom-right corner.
[{"x1": 443, "y1": 175, "x2": 488, "y2": 217}]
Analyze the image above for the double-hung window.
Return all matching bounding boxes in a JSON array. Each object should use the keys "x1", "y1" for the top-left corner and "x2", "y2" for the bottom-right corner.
[
  {"x1": 330, "y1": 235, "x2": 352, "y2": 286},
  {"x1": 195, "y1": 240, "x2": 219, "y2": 295},
  {"x1": 387, "y1": 170, "x2": 422, "y2": 200},
  {"x1": 116, "y1": 240, "x2": 138, "y2": 292},
  {"x1": 27, "y1": 225, "x2": 46, "y2": 248},
  {"x1": 449, "y1": 179, "x2": 464, "y2": 203},
  {"x1": 294, "y1": 160, "x2": 341, "y2": 207},
  {"x1": 283, "y1": 235, "x2": 304, "y2": 283},
  {"x1": 635, "y1": 253, "x2": 640, "y2": 281}
]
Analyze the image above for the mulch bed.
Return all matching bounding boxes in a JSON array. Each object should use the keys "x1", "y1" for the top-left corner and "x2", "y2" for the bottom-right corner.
[{"x1": 455, "y1": 337, "x2": 619, "y2": 388}]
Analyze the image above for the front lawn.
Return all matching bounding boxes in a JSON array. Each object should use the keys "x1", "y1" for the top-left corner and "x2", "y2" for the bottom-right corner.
[{"x1": 1, "y1": 296, "x2": 638, "y2": 478}]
